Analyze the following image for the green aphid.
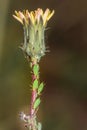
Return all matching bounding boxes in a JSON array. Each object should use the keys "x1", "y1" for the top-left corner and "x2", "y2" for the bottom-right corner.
[
  {"x1": 34, "y1": 98, "x2": 41, "y2": 109},
  {"x1": 38, "y1": 82, "x2": 44, "y2": 95},
  {"x1": 33, "y1": 64, "x2": 39, "y2": 76},
  {"x1": 33, "y1": 79, "x2": 38, "y2": 89}
]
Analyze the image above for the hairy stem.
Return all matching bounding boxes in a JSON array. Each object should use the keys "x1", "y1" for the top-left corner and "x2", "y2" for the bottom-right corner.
[{"x1": 28, "y1": 58, "x2": 41, "y2": 130}]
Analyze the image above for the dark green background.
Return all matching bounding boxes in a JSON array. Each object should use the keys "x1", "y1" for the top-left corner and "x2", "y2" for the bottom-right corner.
[{"x1": 0, "y1": 0, "x2": 87, "y2": 130}]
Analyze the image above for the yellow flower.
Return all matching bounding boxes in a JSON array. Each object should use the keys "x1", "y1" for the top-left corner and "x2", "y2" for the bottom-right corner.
[
  {"x1": 13, "y1": 11, "x2": 24, "y2": 24},
  {"x1": 35, "y1": 8, "x2": 43, "y2": 23},
  {"x1": 13, "y1": 8, "x2": 54, "y2": 27},
  {"x1": 13, "y1": 8, "x2": 54, "y2": 60},
  {"x1": 42, "y1": 8, "x2": 54, "y2": 26}
]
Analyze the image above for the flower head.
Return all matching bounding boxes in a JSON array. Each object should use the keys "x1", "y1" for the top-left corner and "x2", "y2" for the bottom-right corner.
[
  {"x1": 13, "y1": 8, "x2": 54, "y2": 61},
  {"x1": 13, "y1": 8, "x2": 54, "y2": 27}
]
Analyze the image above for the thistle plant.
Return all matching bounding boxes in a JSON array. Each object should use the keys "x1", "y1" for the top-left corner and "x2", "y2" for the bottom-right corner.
[{"x1": 13, "y1": 8, "x2": 54, "y2": 130}]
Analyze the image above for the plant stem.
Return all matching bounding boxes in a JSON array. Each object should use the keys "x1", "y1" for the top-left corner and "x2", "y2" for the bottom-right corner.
[
  {"x1": 13, "y1": 8, "x2": 54, "y2": 130},
  {"x1": 29, "y1": 58, "x2": 40, "y2": 130}
]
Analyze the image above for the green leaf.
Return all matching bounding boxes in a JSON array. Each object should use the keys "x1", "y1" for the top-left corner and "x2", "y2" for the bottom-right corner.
[
  {"x1": 33, "y1": 64, "x2": 39, "y2": 76},
  {"x1": 38, "y1": 122, "x2": 42, "y2": 130},
  {"x1": 38, "y1": 82, "x2": 44, "y2": 95},
  {"x1": 34, "y1": 98, "x2": 41, "y2": 109},
  {"x1": 33, "y1": 79, "x2": 38, "y2": 89}
]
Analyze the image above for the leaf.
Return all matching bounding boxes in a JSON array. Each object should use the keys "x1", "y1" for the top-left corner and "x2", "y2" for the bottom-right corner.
[
  {"x1": 38, "y1": 122, "x2": 42, "y2": 130},
  {"x1": 38, "y1": 82, "x2": 44, "y2": 95},
  {"x1": 33, "y1": 64, "x2": 39, "y2": 76},
  {"x1": 33, "y1": 79, "x2": 38, "y2": 89},
  {"x1": 34, "y1": 98, "x2": 41, "y2": 109}
]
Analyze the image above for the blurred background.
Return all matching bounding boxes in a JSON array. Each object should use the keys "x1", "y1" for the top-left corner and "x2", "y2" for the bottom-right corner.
[{"x1": 0, "y1": 0, "x2": 87, "y2": 130}]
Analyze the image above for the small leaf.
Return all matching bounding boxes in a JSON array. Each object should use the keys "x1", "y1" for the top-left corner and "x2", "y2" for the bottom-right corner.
[
  {"x1": 34, "y1": 98, "x2": 41, "y2": 109},
  {"x1": 38, "y1": 82, "x2": 44, "y2": 95},
  {"x1": 38, "y1": 122, "x2": 42, "y2": 130},
  {"x1": 33, "y1": 79, "x2": 38, "y2": 89},
  {"x1": 33, "y1": 64, "x2": 39, "y2": 76}
]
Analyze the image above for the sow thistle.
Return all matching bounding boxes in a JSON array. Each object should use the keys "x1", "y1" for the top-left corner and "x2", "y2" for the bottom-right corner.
[{"x1": 13, "y1": 8, "x2": 54, "y2": 130}]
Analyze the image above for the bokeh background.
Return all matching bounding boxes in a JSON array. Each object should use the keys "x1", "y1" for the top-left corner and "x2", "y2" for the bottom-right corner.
[{"x1": 0, "y1": 0, "x2": 87, "y2": 130}]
